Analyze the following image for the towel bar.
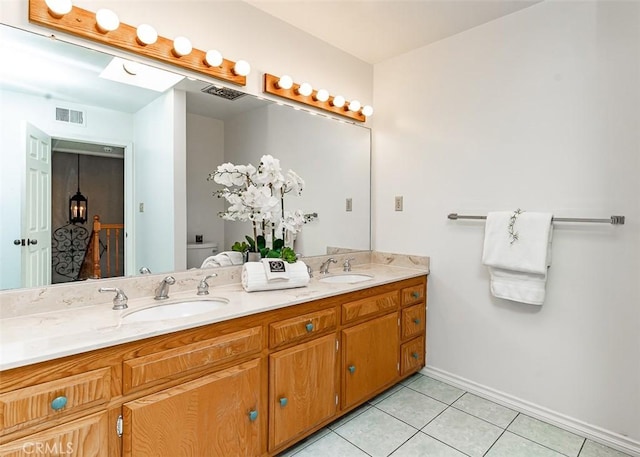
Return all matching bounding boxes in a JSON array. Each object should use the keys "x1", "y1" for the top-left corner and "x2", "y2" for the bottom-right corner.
[{"x1": 447, "y1": 213, "x2": 625, "y2": 225}]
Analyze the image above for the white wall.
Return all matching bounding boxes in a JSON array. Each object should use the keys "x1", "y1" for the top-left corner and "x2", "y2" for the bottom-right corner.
[
  {"x1": 133, "y1": 89, "x2": 185, "y2": 274},
  {"x1": 186, "y1": 112, "x2": 225, "y2": 257},
  {"x1": 373, "y1": 0, "x2": 639, "y2": 447}
]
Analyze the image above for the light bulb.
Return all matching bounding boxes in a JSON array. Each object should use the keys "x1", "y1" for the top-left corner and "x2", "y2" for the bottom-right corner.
[
  {"x1": 45, "y1": 0, "x2": 72, "y2": 17},
  {"x1": 297, "y1": 82, "x2": 313, "y2": 97},
  {"x1": 362, "y1": 105, "x2": 374, "y2": 117},
  {"x1": 96, "y1": 9, "x2": 119, "y2": 33},
  {"x1": 277, "y1": 75, "x2": 293, "y2": 90},
  {"x1": 314, "y1": 89, "x2": 329, "y2": 102},
  {"x1": 172, "y1": 36, "x2": 192, "y2": 57},
  {"x1": 136, "y1": 24, "x2": 158, "y2": 45},
  {"x1": 233, "y1": 60, "x2": 251, "y2": 76},
  {"x1": 348, "y1": 100, "x2": 361, "y2": 112},
  {"x1": 332, "y1": 95, "x2": 345, "y2": 108},
  {"x1": 205, "y1": 50, "x2": 223, "y2": 67}
]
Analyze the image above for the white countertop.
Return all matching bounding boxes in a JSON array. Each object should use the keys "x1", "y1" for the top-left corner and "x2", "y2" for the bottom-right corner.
[{"x1": 0, "y1": 263, "x2": 427, "y2": 371}]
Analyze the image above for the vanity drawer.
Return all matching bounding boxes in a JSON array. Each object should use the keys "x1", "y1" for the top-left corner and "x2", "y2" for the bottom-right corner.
[
  {"x1": 400, "y1": 336, "x2": 425, "y2": 376},
  {"x1": 0, "y1": 367, "x2": 111, "y2": 433},
  {"x1": 123, "y1": 326, "x2": 262, "y2": 394},
  {"x1": 342, "y1": 291, "x2": 399, "y2": 324},
  {"x1": 401, "y1": 304, "x2": 426, "y2": 340},
  {"x1": 270, "y1": 308, "x2": 337, "y2": 349},
  {"x1": 401, "y1": 284, "x2": 425, "y2": 306}
]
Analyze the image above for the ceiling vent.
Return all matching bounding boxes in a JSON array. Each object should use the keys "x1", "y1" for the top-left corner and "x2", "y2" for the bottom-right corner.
[
  {"x1": 56, "y1": 107, "x2": 87, "y2": 127},
  {"x1": 201, "y1": 85, "x2": 246, "y2": 101}
]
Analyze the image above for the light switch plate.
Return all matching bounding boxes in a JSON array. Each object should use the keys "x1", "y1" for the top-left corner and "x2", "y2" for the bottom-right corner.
[
  {"x1": 346, "y1": 198, "x2": 353, "y2": 212},
  {"x1": 395, "y1": 196, "x2": 403, "y2": 211}
]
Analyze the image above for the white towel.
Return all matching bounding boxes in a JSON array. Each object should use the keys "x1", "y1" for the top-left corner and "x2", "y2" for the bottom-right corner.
[
  {"x1": 242, "y1": 261, "x2": 310, "y2": 292},
  {"x1": 261, "y1": 259, "x2": 290, "y2": 281},
  {"x1": 482, "y1": 211, "x2": 553, "y2": 305},
  {"x1": 200, "y1": 251, "x2": 244, "y2": 268}
]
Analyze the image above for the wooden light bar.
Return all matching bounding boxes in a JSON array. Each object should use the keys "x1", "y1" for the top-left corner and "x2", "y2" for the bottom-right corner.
[
  {"x1": 264, "y1": 73, "x2": 367, "y2": 122},
  {"x1": 28, "y1": 0, "x2": 247, "y2": 86}
]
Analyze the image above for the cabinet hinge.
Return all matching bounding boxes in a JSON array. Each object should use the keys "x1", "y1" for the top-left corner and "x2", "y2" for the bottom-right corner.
[
  {"x1": 336, "y1": 339, "x2": 339, "y2": 352},
  {"x1": 398, "y1": 317, "x2": 400, "y2": 327},
  {"x1": 335, "y1": 394, "x2": 339, "y2": 406},
  {"x1": 397, "y1": 363, "x2": 400, "y2": 372},
  {"x1": 116, "y1": 415, "x2": 123, "y2": 438}
]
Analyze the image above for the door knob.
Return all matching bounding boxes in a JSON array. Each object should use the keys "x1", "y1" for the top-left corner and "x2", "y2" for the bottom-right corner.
[
  {"x1": 28, "y1": 239, "x2": 38, "y2": 245},
  {"x1": 13, "y1": 239, "x2": 37, "y2": 246}
]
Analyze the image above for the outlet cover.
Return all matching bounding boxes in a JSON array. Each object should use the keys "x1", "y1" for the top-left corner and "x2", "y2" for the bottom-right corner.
[{"x1": 395, "y1": 196, "x2": 403, "y2": 211}]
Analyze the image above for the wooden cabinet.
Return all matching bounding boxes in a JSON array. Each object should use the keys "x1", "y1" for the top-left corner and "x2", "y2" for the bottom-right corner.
[
  {"x1": 123, "y1": 359, "x2": 262, "y2": 457},
  {"x1": 0, "y1": 411, "x2": 109, "y2": 457},
  {"x1": 342, "y1": 313, "x2": 399, "y2": 408},
  {"x1": 269, "y1": 334, "x2": 338, "y2": 450},
  {"x1": 0, "y1": 274, "x2": 427, "y2": 457}
]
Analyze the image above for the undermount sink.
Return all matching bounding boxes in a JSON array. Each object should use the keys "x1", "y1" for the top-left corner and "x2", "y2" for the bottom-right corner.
[
  {"x1": 122, "y1": 297, "x2": 230, "y2": 323},
  {"x1": 319, "y1": 273, "x2": 374, "y2": 284}
]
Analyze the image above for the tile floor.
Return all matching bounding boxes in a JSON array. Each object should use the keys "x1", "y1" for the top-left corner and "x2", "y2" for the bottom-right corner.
[{"x1": 278, "y1": 373, "x2": 632, "y2": 457}]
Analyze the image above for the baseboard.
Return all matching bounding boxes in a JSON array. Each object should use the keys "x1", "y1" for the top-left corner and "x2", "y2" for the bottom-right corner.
[{"x1": 421, "y1": 366, "x2": 640, "y2": 457}]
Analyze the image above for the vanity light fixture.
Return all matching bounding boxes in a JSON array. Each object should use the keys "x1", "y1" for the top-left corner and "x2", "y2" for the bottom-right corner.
[
  {"x1": 297, "y1": 82, "x2": 313, "y2": 97},
  {"x1": 314, "y1": 89, "x2": 329, "y2": 103},
  {"x1": 331, "y1": 95, "x2": 346, "y2": 108},
  {"x1": 172, "y1": 36, "x2": 192, "y2": 57},
  {"x1": 29, "y1": 0, "x2": 248, "y2": 86},
  {"x1": 233, "y1": 60, "x2": 251, "y2": 77},
  {"x1": 277, "y1": 75, "x2": 293, "y2": 90},
  {"x1": 44, "y1": 0, "x2": 72, "y2": 18},
  {"x1": 204, "y1": 50, "x2": 223, "y2": 67},
  {"x1": 362, "y1": 105, "x2": 374, "y2": 117},
  {"x1": 95, "y1": 9, "x2": 119, "y2": 33},
  {"x1": 264, "y1": 73, "x2": 370, "y2": 122},
  {"x1": 136, "y1": 24, "x2": 158, "y2": 46}
]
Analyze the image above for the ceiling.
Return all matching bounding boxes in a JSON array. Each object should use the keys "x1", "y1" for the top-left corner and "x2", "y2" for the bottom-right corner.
[{"x1": 244, "y1": 0, "x2": 542, "y2": 64}]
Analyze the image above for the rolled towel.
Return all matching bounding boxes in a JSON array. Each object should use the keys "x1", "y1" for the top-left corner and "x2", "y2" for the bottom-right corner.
[
  {"x1": 242, "y1": 261, "x2": 310, "y2": 292},
  {"x1": 200, "y1": 251, "x2": 245, "y2": 268}
]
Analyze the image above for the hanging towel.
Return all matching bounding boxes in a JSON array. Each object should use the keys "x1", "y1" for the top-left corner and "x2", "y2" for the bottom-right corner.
[
  {"x1": 481, "y1": 211, "x2": 553, "y2": 305},
  {"x1": 261, "y1": 259, "x2": 291, "y2": 281},
  {"x1": 200, "y1": 251, "x2": 244, "y2": 268},
  {"x1": 242, "y1": 261, "x2": 310, "y2": 292}
]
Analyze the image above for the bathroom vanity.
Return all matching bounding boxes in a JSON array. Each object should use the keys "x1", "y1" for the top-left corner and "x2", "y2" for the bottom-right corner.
[{"x1": 0, "y1": 261, "x2": 427, "y2": 456}]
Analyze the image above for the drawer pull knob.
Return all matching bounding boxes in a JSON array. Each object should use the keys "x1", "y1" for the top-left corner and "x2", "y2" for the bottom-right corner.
[
  {"x1": 51, "y1": 396, "x2": 68, "y2": 411},
  {"x1": 413, "y1": 318, "x2": 421, "y2": 324},
  {"x1": 412, "y1": 352, "x2": 420, "y2": 359},
  {"x1": 305, "y1": 323, "x2": 314, "y2": 332},
  {"x1": 412, "y1": 291, "x2": 420, "y2": 299},
  {"x1": 248, "y1": 410, "x2": 258, "y2": 421},
  {"x1": 348, "y1": 365, "x2": 356, "y2": 374},
  {"x1": 279, "y1": 397, "x2": 288, "y2": 407}
]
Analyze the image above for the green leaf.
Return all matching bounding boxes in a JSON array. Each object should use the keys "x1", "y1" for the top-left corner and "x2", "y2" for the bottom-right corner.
[
  {"x1": 281, "y1": 247, "x2": 298, "y2": 263},
  {"x1": 266, "y1": 249, "x2": 281, "y2": 258},
  {"x1": 256, "y1": 235, "x2": 266, "y2": 250},
  {"x1": 273, "y1": 238, "x2": 285, "y2": 250}
]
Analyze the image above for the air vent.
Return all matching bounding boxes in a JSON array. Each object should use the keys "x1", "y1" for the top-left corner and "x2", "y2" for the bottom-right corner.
[
  {"x1": 56, "y1": 107, "x2": 86, "y2": 126},
  {"x1": 201, "y1": 85, "x2": 247, "y2": 101}
]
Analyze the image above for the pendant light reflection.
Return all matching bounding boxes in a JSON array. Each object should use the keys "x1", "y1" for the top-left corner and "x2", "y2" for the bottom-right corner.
[{"x1": 69, "y1": 154, "x2": 88, "y2": 224}]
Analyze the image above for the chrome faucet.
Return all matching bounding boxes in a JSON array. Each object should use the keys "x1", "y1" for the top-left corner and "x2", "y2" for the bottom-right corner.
[
  {"x1": 139, "y1": 267, "x2": 152, "y2": 274},
  {"x1": 319, "y1": 258, "x2": 337, "y2": 274},
  {"x1": 98, "y1": 287, "x2": 128, "y2": 310},
  {"x1": 154, "y1": 276, "x2": 176, "y2": 300},
  {"x1": 343, "y1": 257, "x2": 355, "y2": 272},
  {"x1": 197, "y1": 273, "x2": 218, "y2": 295}
]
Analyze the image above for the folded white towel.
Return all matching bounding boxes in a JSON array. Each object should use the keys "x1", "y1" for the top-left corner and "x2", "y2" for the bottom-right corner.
[
  {"x1": 482, "y1": 211, "x2": 553, "y2": 305},
  {"x1": 242, "y1": 261, "x2": 310, "y2": 292},
  {"x1": 200, "y1": 251, "x2": 245, "y2": 269},
  {"x1": 261, "y1": 259, "x2": 290, "y2": 281}
]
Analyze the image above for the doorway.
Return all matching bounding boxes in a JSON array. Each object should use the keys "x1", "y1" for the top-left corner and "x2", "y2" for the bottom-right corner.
[{"x1": 50, "y1": 141, "x2": 125, "y2": 284}]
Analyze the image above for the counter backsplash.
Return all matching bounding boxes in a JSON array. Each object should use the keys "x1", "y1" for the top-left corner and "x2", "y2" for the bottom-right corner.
[{"x1": 0, "y1": 251, "x2": 429, "y2": 319}]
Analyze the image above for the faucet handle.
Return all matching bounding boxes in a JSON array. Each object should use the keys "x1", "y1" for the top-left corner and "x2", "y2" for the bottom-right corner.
[
  {"x1": 343, "y1": 257, "x2": 356, "y2": 272},
  {"x1": 197, "y1": 273, "x2": 218, "y2": 295},
  {"x1": 98, "y1": 287, "x2": 129, "y2": 310}
]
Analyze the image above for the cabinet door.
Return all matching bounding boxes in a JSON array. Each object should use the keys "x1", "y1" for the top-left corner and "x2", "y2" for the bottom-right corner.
[
  {"x1": 342, "y1": 313, "x2": 399, "y2": 408},
  {"x1": 0, "y1": 411, "x2": 109, "y2": 457},
  {"x1": 269, "y1": 333, "x2": 337, "y2": 451},
  {"x1": 123, "y1": 359, "x2": 262, "y2": 457}
]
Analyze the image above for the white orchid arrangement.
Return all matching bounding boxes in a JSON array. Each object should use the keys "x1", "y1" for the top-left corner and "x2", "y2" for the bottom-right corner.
[{"x1": 208, "y1": 155, "x2": 306, "y2": 262}]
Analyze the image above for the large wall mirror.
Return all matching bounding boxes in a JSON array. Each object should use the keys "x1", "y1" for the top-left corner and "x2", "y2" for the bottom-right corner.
[{"x1": 0, "y1": 24, "x2": 371, "y2": 292}]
